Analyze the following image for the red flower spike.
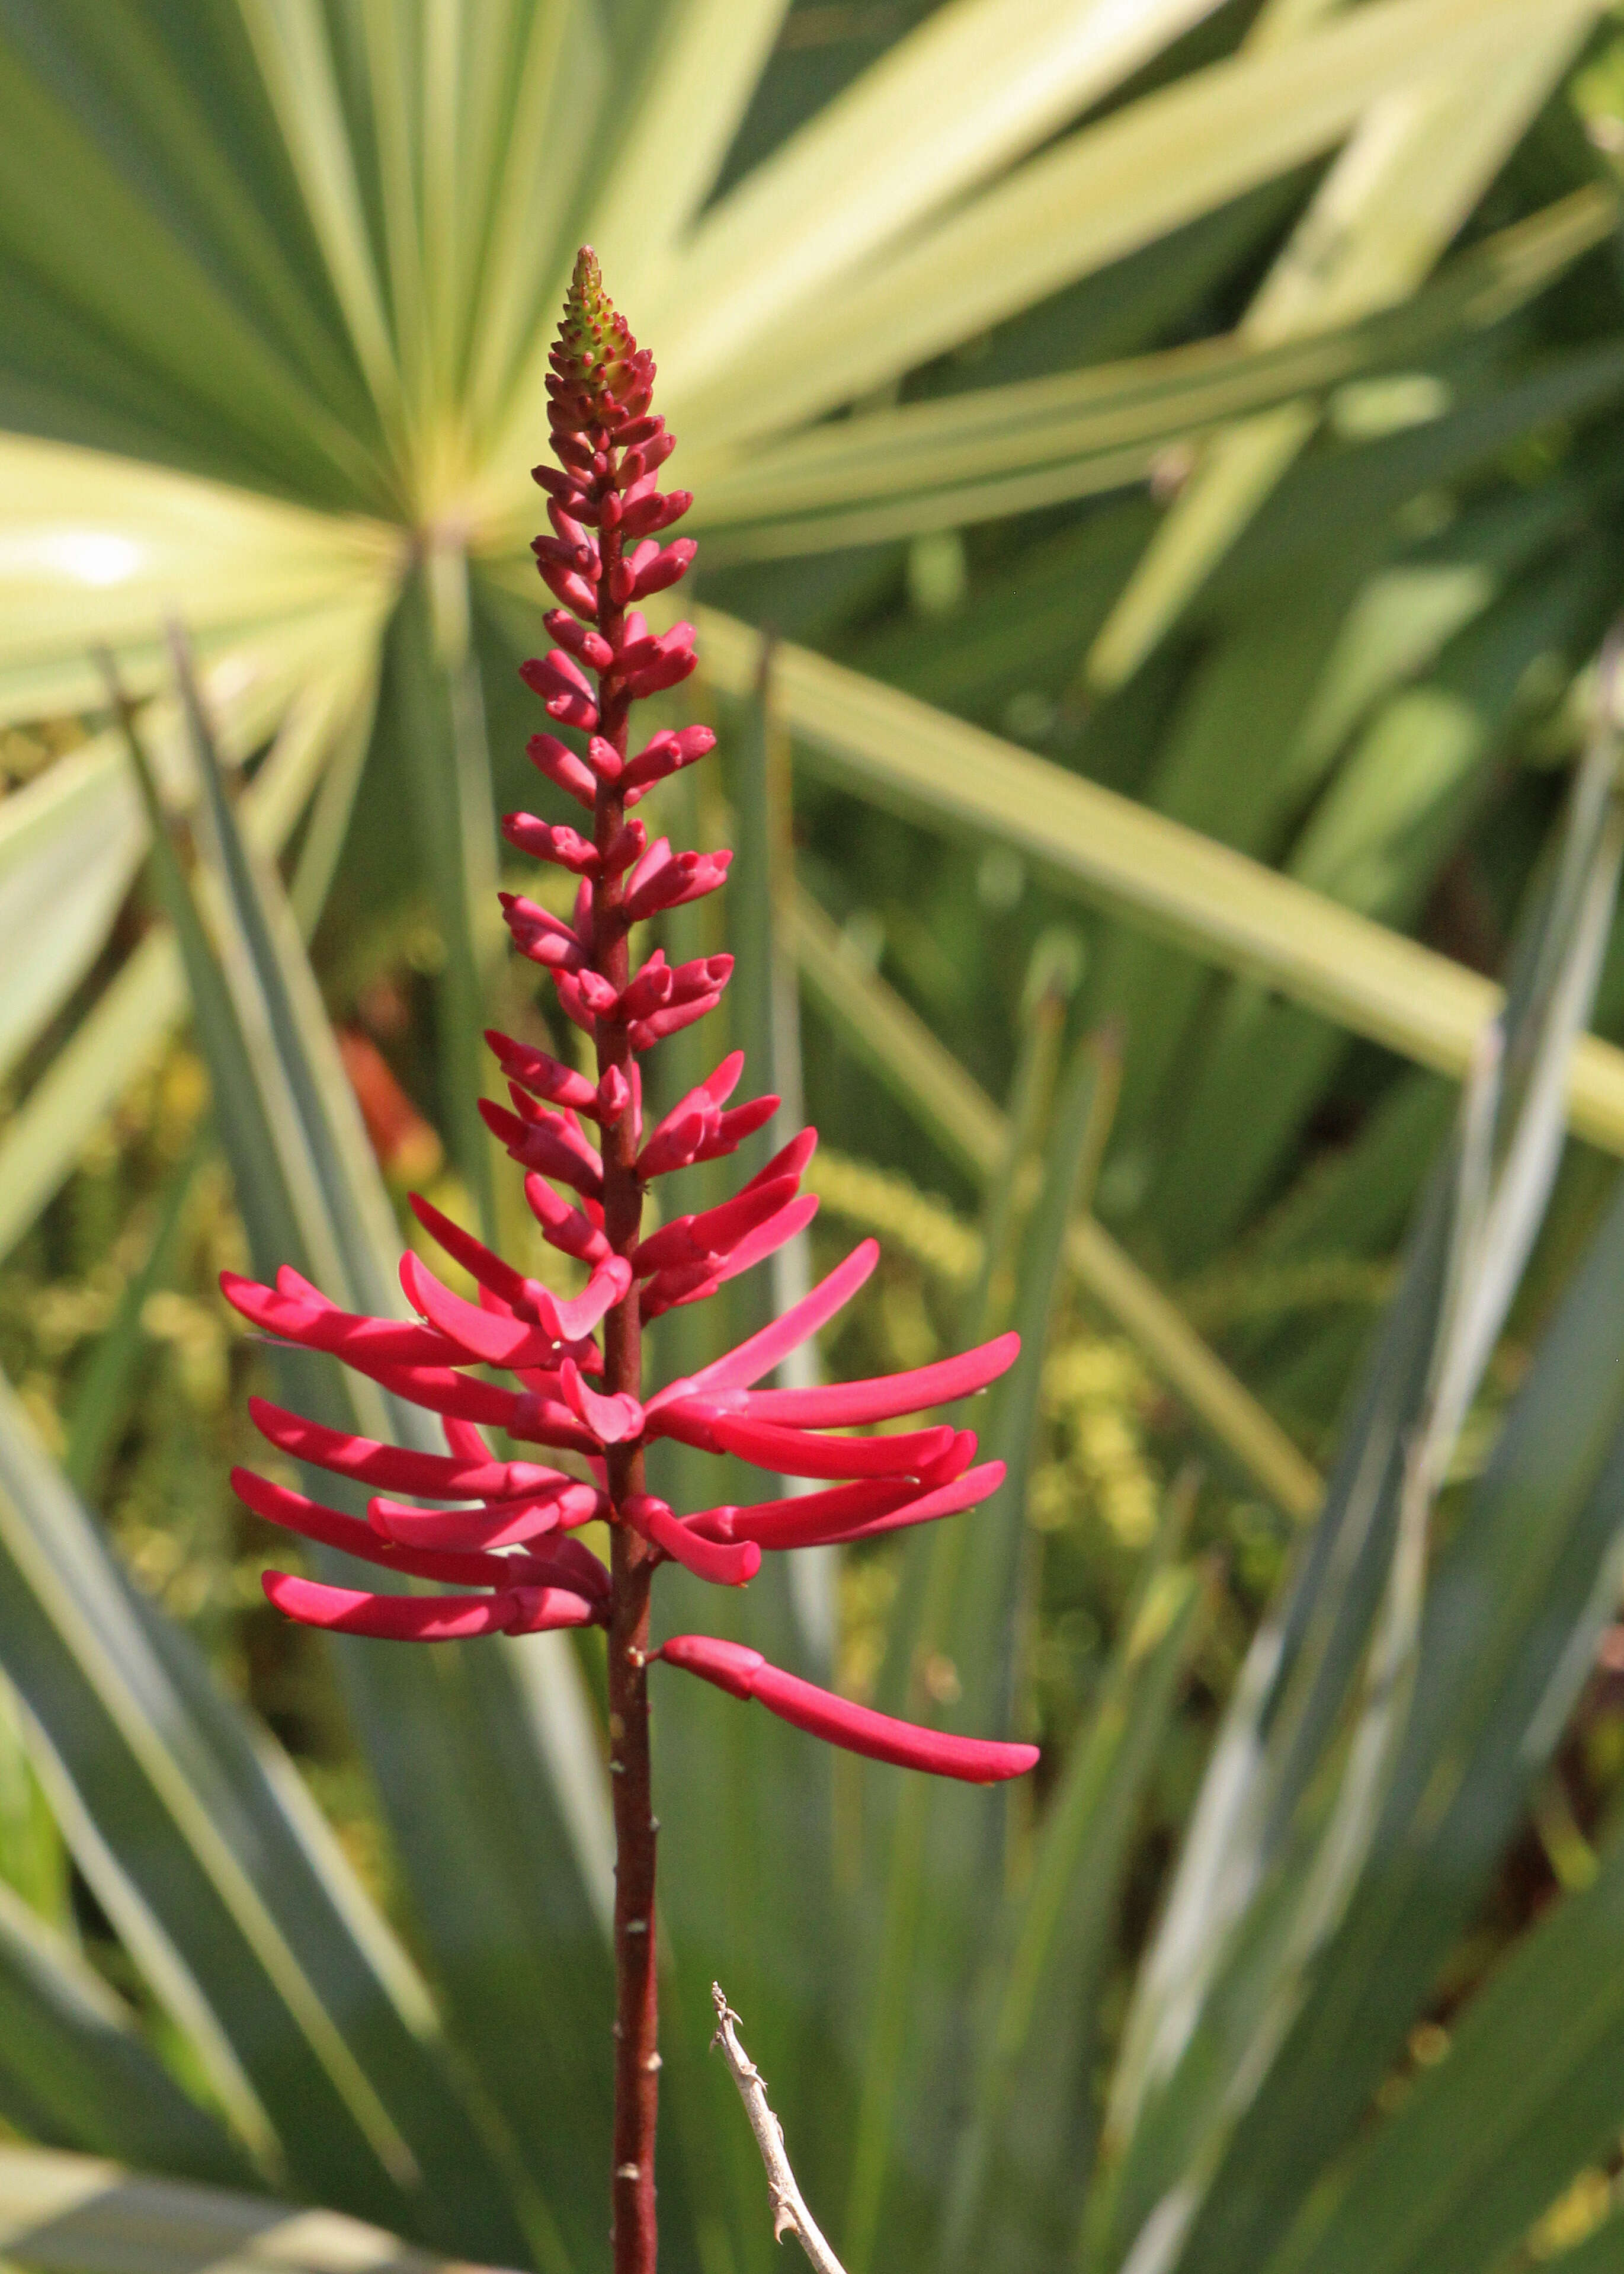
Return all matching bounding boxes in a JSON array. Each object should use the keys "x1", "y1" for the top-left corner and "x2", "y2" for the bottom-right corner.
[{"x1": 242, "y1": 245, "x2": 1034, "y2": 2274}]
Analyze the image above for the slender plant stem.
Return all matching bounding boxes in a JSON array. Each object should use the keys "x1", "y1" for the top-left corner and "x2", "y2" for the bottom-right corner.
[{"x1": 592, "y1": 513, "x2": 661, "y2": 2274}]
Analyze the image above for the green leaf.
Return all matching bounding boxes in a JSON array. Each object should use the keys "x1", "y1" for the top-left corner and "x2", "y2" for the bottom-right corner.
[
  {"x1": 1097, "y1": 699, "x2": 1624, "y2": 2274},
  {"x1": 380, "y1": 565, "x2": 501, "y2": 1232},
  {"x1": 668, "y1": 0, "x2": 1596, "y2": 453},
  {"x1": 1280, "y1": 1795, "x2": 1624, "y2": 2274},
  {"x1": 944, "y1": 1538, "x2": 1207, "y2": 2274},
  {"x1": 0, "y1": 1876, "x2": 249, "y2": 2183},
  {"x1": 684, "y1": 190, "x2": 1615, "y2": 556},
  {"x1": 0, "y1": 17, "x2": 391, "y2": 506},
  {"x1": 1084, "y1": 3, "x2": 1601, "y2": 686},
  {"x1": 0, "y1": 1372, "x2": 521, "y2": 2256},
  {"x1": 682, "y1": 602, "x2": 1624, "y2": 1157},
  {"x1": 60, "y1": 1124, "x2": 207, "y2": 1504},
  {"x1": 845, "y1": 1008, "x2": 1109, "y2": 2273}
]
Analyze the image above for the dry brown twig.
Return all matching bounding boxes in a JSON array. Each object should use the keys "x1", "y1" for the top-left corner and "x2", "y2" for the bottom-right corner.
[{"x1": 710, "y1": 1984, "x2": 848, "y2": 2274}]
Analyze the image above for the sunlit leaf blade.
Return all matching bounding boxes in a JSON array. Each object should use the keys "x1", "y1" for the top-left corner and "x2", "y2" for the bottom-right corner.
[
  {"x1": 0, "y1": 16, "x2": 392, "y2": 506},
  {"x1": 586, "y1": 0, "x2": 794, "y2": 311},
  {"x1": 0, "y1": 433, "x2": 398, "y2": 724},
  {"x1": 1085, "y1": 1, "x2": 1601, "y2": 686},
  {"x1": 680, "y1": 603, "x2": 1624, "y2": 1154},
  {"x1": 586, "y1": 0, "x2": 1230, "y2": 443},
  {"x1": 667, "y1": 0, "x2": 1583, "y2": 454},
  {"x1": 0, "y1": 2142, "x2": 508, "y2": 2274},
  {"x1": 0, "y1": 933, "x2": 184, "y2": 1264},
  {"x1": 1145, "y1": 542, "x2": 1621, "y2": 1264},
  {"x1": 681, "y1": 190, "x2": 1613, "y2": 558}
]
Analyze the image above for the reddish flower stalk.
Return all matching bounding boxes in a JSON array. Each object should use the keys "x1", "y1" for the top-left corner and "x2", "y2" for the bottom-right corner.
[{"x1": 228, "y1": 250, "x2": 1036, "y2": 2273}]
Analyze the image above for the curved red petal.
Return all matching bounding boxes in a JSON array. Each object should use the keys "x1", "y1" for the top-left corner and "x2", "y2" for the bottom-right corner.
[
  {"x1": 741, "y1": 1332, "x2": 1020, "y2": 1428},
  {"x1": 222, "y1": 1271, "x2": 450, "y2": 1367},
  {"x1": 678, "y1": 1411, "x2": 954, "y2": 1482},
  {"x1": 622, "y1": 1496, "x2": 759, "y2": 1586},
  {"x1": 560, "y1": 1359, "x2": 643, "y2": 1444},
  {"x1": 264, "y1": 1572, "x2": 597, "y2": 1640},
  {"x1": 663, "y1": 1240, "x2": 879, "y2": 1400},
  {"x1": 248, "y1": 1397, "x2": 563, "y2": 1499},
  {"x1": 401, "y1": 1250, "x2": 562, "y2": 1366},
  {"x1": 656, "y1": 1636, "x2": 1037, "y2": 1783},
  {"x1": 235, "y1": 1470, "x2": 587, "y2": 1590}
]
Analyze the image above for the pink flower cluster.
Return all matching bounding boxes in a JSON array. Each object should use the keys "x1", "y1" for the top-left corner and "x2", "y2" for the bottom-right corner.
[{"x1": 228, "y1": 249, "x2": 1036, "y2": 1789}]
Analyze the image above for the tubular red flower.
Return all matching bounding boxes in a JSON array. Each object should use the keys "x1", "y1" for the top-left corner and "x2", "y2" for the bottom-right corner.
[
  {"x1": 233, "y1": 1469, "x2": 595, "y2": 1593},
  {"x1": 664, "y1": 1409, "x2": 959, "y2": 1482},
  {"x1": 655, "y1": 1637, "x2": 1037, "y2": 1783},
  {"x1": 620, "y1": 1495, "x2": 760, "y2": 1586},
  {"x1": 486, "y1": 1032, "x2": 601, "y2": 1115},
  {"x1": 264, "y1": 1572, "x2": 600, "y2": 1640},
  {"x1": 620, "y1": 722, "x2": 715, "y2": 800},
  {"x1": 480, "y1": 1098, "x2": 604, "y2": 1198},
  {"x1": 560, "y1": 1358, "x2": 643, "y2": 1445},
  {"x1": 370, "y1": 1486, "x2": 607, "y2": 1550},
  {"x1": 731, "y1": 1461, "x2": 1007, "y2": 1550},
  {"x1": 523, "y1": 1172, "x2": 611, "y2": 1263},
  {"x1": 742, "y1": 1331, "x2": 1019, "y2": 1426},
  {"x1": 527, "y1": 731, "x2": 598, "y2": 808},
  {"x1": 632, "y1": 1175, "x2": 802, "y2": 1276},
  {"x1": 248, "y1": 1398, "x2": 561, "y2": 1501}
]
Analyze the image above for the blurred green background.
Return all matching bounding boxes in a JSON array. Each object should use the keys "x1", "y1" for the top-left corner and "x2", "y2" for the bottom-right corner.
[{"x1": 8, "y1": 4, "x2": 1624, "y2": 2272}]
